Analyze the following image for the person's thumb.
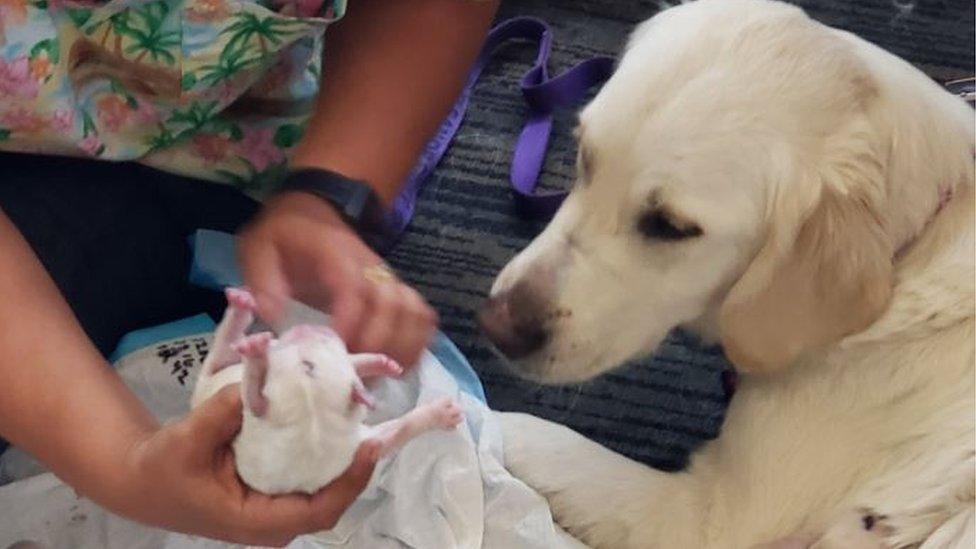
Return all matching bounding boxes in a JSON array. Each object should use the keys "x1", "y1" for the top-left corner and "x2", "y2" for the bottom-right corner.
[{"x1": 188, "y1": 384, "x2": 243, "y2": 450}]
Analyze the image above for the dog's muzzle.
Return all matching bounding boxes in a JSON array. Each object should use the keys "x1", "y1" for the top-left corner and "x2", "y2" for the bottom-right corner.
[{"x1": 478, "y1": 281, "x2": 553, "y2": 360}]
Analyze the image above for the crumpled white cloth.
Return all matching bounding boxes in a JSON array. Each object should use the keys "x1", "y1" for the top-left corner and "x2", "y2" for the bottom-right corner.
[{"x1": 0, "y1": 308, "x2": 585, "y2": 549}]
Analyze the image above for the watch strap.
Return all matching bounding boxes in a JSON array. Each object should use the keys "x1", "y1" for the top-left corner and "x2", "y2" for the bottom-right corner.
[{"x1": 275, "y1": 168, "x2": 382, "y2": 231}]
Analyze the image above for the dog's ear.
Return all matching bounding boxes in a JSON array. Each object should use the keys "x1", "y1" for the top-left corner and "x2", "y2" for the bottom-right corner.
[{"x1": 719, "y1": 163, "x2": 894, "y2": 374}]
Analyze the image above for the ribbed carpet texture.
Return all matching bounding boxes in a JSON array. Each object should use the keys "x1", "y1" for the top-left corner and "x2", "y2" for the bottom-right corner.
[{"x1": 385, "y1": 0, "x2": 975, "y2": 470}]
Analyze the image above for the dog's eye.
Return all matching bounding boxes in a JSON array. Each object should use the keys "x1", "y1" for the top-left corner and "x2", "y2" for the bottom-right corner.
[{"x1": 637, "y1": 211, "x2": 702, "y2": 241}]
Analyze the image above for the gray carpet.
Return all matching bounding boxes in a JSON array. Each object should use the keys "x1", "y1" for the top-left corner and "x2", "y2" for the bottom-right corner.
[{"x1": 385, "y1": 0, "x2": 975, "y2": 470}]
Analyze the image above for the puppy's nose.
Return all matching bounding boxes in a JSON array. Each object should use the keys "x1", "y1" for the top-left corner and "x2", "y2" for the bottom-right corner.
[{"x1": 478, "y1": 286, "x2": 550, "y2": 359}]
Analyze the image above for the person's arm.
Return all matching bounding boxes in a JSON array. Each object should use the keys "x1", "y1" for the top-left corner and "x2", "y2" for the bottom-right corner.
[
  {"x1": 0, "y1": 209, "x2": 378, "y2": 546},
  {"x1": 291, "y1": 0, "x2": 500, "y2": 205},
  {"x1": 241, "y1": 0, "x2": 500, "y2": 364}
]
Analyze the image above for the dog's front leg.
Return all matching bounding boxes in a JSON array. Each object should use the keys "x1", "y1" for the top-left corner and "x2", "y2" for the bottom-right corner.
[{"x1": 498, "y1": 412, "x2": 702, "y2": 549}]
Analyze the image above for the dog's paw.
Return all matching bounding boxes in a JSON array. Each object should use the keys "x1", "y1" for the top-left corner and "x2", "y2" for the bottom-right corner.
[
  {"x1": 497, "y1": 412, "x2": 660, "y2": 547},
  {"x1": 498, "y1": 412, "x2": 572, "y2": 494},
  {"x1": 498, "y1": 412, "x2": 592, "y2": 539},
  {"x1": 498, "y1": 412, "x2": 714, "y2": 548}
]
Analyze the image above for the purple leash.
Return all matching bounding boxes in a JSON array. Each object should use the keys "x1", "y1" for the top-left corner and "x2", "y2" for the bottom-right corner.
[
  {"x1": 377, "y1": 17, "x2": 615, "y2": 250},
  {"x1": 381, "y1": 21, "x2": 971, "y2": 250}
]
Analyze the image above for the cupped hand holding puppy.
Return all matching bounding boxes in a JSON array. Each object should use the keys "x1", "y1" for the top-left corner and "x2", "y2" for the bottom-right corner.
[{"x1": 121, "y1": 385, "x2": 380, "y2": 546}]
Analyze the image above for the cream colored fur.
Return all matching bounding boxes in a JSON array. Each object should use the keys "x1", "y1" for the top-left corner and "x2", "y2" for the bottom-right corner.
[{"x1": 491, "y1": 0, "x2": 975, "y2": 547}]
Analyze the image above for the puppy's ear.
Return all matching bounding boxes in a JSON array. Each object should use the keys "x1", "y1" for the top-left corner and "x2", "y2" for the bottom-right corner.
[{"x1": 719, "y1": 171, "x2": 894, "y2": 374}]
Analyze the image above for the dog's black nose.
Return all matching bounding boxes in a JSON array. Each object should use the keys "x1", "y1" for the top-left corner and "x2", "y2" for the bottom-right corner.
[{"x1": 478, "y1": 291, "x2": 550, "y2": 359}]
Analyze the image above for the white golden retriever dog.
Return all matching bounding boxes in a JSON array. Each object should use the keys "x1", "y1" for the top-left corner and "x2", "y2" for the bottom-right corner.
[{"x1": 478, "y1": 0, "x2": 975, "y2": 547}]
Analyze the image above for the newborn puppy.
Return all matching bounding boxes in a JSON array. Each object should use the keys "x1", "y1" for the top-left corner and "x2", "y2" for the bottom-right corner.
[{"x1": 191, "y1": 287, "x2": 464, "y2": 495}]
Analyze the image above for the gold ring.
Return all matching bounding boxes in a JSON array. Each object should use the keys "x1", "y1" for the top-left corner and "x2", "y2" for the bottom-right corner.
[{"x1": 363, "y1": 263, "x2": 397, "y2": 285}]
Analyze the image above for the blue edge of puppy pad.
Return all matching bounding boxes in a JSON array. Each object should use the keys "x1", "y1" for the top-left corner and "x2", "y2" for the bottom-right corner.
[{"x1": 111, "y1": 229, "x2": 488, "y2": 404}]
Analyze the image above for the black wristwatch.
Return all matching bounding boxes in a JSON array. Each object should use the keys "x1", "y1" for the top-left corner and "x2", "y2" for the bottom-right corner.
[{"x1": 275, "y1": 168, "x2": 384, "y2": 232}]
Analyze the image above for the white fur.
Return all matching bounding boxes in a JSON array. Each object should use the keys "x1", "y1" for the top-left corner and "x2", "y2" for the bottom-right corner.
[
  {"x1": 491, "y1": 0, "x2": 975, "y2": 547},
  {"x1": 191, "y1": 320, "x2": 463, "y2": 496},
  {"x1": 191, "y1": 333, "x2": 366, "y2": 495}
]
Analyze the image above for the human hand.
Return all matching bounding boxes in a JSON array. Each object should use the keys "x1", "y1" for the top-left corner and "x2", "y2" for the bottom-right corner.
[
  {"x1": 121, "y1": 386, "x2": 379, "y2": 546},
  {"x1": 239, "y1": 191, "x2": 437, "y2": 367}
]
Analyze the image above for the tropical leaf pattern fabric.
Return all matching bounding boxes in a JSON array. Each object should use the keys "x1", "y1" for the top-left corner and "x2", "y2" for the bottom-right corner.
[{"x1": 0, "y1": 0, "x2": 345, "y2": 191}]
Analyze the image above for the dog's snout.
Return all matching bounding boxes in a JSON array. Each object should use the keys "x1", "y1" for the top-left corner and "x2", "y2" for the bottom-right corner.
[
  {"x1": 478, "y1": 284, "x2": 552, "y2": 360},
  {"x1": 478, "y1": 294, "x2": 550, "y2": 359}
]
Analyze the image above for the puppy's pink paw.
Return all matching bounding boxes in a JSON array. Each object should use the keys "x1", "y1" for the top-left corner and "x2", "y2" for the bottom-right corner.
[
  {"x1": 232, "y1": 332, "x2": 273, "y2": 357},
  {"x1": 376, "y1": 356, "x2": 403, "y2": 377},
  {"x1": 352, "y1": 353, "x2": 403, "y2": 378},
  {"x1": 225, "y1": 287, "x2": 256, "y2": 312},
  {"x1": 429, "y1": 397, "x2": 464, "y2": 429}
]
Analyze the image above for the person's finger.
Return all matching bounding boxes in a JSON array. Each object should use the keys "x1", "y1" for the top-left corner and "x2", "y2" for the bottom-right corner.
[
  {"x1": 384, "y1": 286, "x2": 435, "y2": 367},
  {"x1": 239, "y1": 235, "x2": 290, "y2": 322},
  {"x1": 186, "y1": 385, "x2": 243, "y2": 451},
  {"x1": 348, "y1": 282, "x2": 399, "y2": 354},
  {"x1": 313, "y1": 251, "x2": 366, "y2": 343}
]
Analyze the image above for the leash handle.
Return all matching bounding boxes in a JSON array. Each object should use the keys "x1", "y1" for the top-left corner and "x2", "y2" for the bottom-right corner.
[
  {"x1": 488, "y1": 18, "x2": 615, "y2": 220},
  {"x1": 375, "y1": 17, "x2": 614, "y2": 250}
]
